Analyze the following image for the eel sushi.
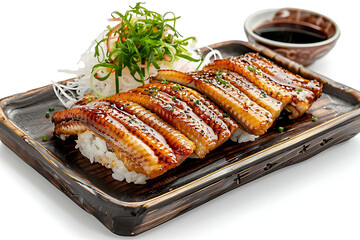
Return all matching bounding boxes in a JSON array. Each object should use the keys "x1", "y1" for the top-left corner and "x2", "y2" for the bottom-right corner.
[
  {"x1": 52, "y1": 96, "x2": 196, "y2": 183},
  {"x1": 203, "y1": 53, "x2": 322, "y2": 119},
  {"x1": 52, "y1": 53, "x2": 322, "y2": 183},
  {"x1": 52, "y1": 82, "x2": 238, "y2": 182}
]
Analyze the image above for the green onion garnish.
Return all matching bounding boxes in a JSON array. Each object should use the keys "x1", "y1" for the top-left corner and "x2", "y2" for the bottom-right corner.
[
  {"x1": 170, "y1": 84, "x2": 181, "y2": 92},
  {"x1": 214, "y1": 70, "x2": 230, "y2": 87},
  {"x1": 149, "y1": 87, "x2": 158, "y2": 94},
  {"x1": 247, "y1": 65, "x2": 265, "y2": 77},
  {"x1": 172, "y1": 96, "x2": 177, "y2": 100},
  {"x1": 42, "y1": 135, "x2": 47, "y2": 141},
  {"x1": 49, "y1": 107, "x2": 54, "y2": 111},
  {"x1": 312, "y1": 117, "x2": 318, "y2": 122},
  {"x1": 216, "y1": 69, "x2": 224, "y2": 76},
  {"x1": 247, "y1": 66, "x2": 257, "y2": 73},
  {"x1": 297, "y1": 88, "x2": 303, "y2": 94},
  {"x1": 278, "y1": 127, "x2": 284, "y2": 133},
  {"x1": 222, "y1": 113, "x2": 230, "y2": 118},
  {"x1": 91, "y1": 2, "x2": 201, "y2": 94},
  {"x1": 202, "y1": 77, "x2": 210, "y2": 83},
  {"x1": 45, "y1": 112, "x2": 50, "y2": 118},
  {"x1": 215, "y1": 76, "x2": 230, "y2": 87}
]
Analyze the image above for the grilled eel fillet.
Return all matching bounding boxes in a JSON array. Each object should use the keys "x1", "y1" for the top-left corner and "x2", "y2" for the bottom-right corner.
[
  {"x1": 53, "y1": 53, "x2": 322, "y2": 179},
  {"x1": 52, "y1": 86, "x2": 237, "y2": 177},
  {"x1": 154, "y1": 69, "x2": 274, "y2": 135},
  {"x1": 52, "y1": 97, "x2": 196, "y2": 178},
  {"x1": 111, "y1": 82, "x2": 239, "y2": 158},
  {"x1": 203, "y1": 53, "x2": 322, "y2": 119},
  {"x1": 244, "y1": 53, "x2": 322, "y2": 99}
]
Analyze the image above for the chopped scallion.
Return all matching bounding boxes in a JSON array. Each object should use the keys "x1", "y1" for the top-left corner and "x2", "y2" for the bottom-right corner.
[
  {"x1": 170, "y1": 83, "x2": 181, "y2": 92},
  {"x1": 247, "y1": 66, "x2": 256, "y2": 73},
  {"x1": 91, "y1": 2, "x2": 201, "y2": 92},
  {"x1": 149, "y1": 87, "x2": 158, "y2": 94}
]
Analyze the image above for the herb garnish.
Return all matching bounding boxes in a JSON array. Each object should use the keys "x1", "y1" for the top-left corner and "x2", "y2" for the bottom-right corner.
[
  {"x1": 247, "y1": 65, "x2": 266, "y2": 77},
  {"x1": 202, "y1": 77, "x2": 210, "y2": 83},
  {"x1": 247, "y1": 66, "x2": 257, "y2": 73},
  {"x1": 42, "y1": 135, "x2": 47, "y2": 141},
  {"x1": 92, "y1": 2, "x2": 201, "y2": 95},
  {"x1": 215, "y1": 70, "x2": 230, "y2": 87},
  {"x1": 170, "y1": 83, "x2": 182, "y2": 92},
  {"x1": 149, "y1": 86, "x2": 158, "y2": 94}
]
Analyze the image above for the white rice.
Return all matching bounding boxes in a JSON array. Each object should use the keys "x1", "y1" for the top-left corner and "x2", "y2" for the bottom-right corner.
[
  {"x1": 69, "y1": 127, "x2": 255, "y2": 185},
  {"x1": 230, "y1": 128, "x2": 259, "y2": 143},
  {"x1": 74, "y1": 130, "x2": 149, "y2": 184}
]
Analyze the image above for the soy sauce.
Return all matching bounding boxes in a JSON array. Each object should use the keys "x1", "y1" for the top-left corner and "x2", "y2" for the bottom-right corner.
[{"x1": 254, "y1": 22, "x2": 328, "y2": 44}]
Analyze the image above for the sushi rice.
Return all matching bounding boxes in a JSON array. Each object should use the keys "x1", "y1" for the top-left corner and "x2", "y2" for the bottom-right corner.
[
  {"x1": 73, "y1": 128, "x2": 256, "y2": 184},
  {"x1": 75, "y1": 130, "x2": 149, "y2": 184}
]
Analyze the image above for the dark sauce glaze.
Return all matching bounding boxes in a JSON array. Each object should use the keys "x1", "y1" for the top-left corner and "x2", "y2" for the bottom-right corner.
[
  {"x1": 245, "y1": 53, "x2": 322, "y2": 98},
  {"x1": 81, "y1": 101, "x2": 177, "y2": 164},
  {"x1": 131, "y1": 88, "x2": 217, "y2": 140},
  {"x1": 254, "y1": 22, "x2": 328, "y2": 44},
  {"x1": 194, "y1": 70, "x2": 271, "y2": 120}
]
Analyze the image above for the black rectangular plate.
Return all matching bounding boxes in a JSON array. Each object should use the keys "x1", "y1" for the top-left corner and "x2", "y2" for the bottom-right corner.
[{"x1": 1, "y1": 41, "x2": 360, "y2": 236}]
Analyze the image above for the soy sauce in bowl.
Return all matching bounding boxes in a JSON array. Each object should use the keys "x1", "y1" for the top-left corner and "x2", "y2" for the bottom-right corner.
[
  {"x1": 244, "y1": 8, "x2": 341, "y2": 66},
  {"x1": 254, "y1": 22, "x2": 328, "y2": 44}
]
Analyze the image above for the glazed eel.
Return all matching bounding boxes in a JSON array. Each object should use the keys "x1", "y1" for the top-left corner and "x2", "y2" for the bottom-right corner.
[{"x1": 53, "y1": 52, "x2": 322, "y2": 180}]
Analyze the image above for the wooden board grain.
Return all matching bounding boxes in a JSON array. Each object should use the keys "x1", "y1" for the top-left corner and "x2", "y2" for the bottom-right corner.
[{"x1": 1, "y1": 41, "x2": 360, "y2": 235}]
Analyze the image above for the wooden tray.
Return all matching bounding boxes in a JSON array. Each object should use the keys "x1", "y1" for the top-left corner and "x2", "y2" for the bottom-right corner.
[{"x1": 1, "y1": 41, "x2": 360, "y2": 236}]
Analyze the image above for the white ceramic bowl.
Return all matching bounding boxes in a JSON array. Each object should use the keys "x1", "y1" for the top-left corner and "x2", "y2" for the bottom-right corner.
[{"x1": 244, "y1": 8, "x2": 340, "y2": 66}]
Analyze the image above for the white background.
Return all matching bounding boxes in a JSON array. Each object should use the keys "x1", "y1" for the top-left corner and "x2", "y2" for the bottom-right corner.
[{"x1": 1, "y1": 0, "x2": 360, "y2": 239}]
